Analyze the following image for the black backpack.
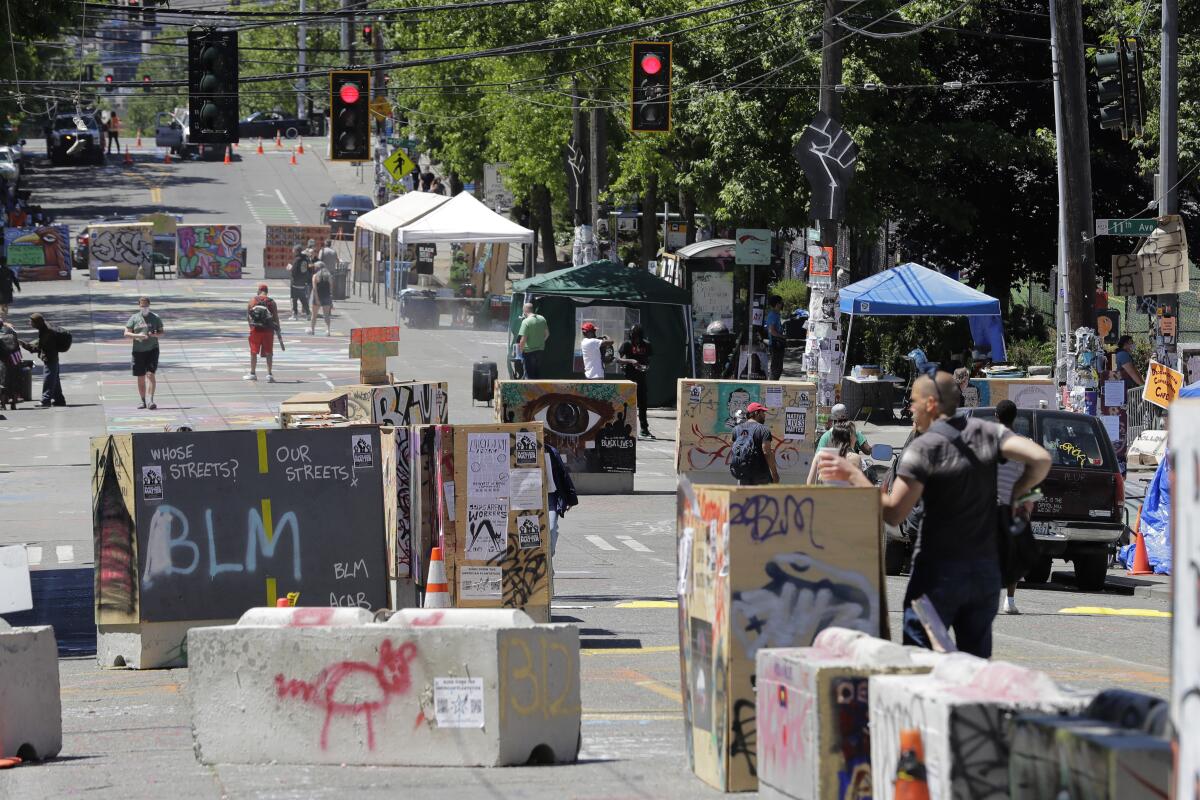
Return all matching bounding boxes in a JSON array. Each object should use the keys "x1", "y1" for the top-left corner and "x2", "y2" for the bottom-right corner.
[
  {"x1": 728, "y1": 425, "x2": 758, "y2": 480},
  {"x1": 53, "y1": 326, "x2": 72, "y2": 352},
  {"x1": 248, "y1": 299, "x2": 274, "y2": 329}
]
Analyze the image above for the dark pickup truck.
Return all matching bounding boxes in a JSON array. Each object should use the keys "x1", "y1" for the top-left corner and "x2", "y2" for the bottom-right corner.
[
  {"x1": 45, "y1": 114, "x2": 106, "y2": 166},
  {"x1": 882, "y1": 407, "x2": 1124, "y2": 591}
]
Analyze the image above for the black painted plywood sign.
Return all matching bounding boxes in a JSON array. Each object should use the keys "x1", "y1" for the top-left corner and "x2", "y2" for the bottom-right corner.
[{"x1": 131, "y1": 428, "x2": 387, "y2": 621}]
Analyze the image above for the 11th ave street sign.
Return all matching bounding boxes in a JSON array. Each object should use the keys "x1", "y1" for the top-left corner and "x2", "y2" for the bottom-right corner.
[{"x1": 1095, "y1": 218, "x2": 1158, "y2": 236}]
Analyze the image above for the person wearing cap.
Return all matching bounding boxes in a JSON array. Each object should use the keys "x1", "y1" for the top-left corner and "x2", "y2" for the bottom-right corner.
[
  {"x1": 732, "y1": 401, "x2": 778, "y2": 485},
  {"x1": 816, "y1": 403, "x2": 872, "y2": 455},
  {"x1": 579, "y1": 322, "x2": 610, "y2": 380},
  {"x1": 245, "y1": 283, "x2": 280, "y2": 382}
]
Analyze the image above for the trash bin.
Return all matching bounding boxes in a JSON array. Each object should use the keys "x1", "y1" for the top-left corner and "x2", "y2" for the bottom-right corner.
[
  {"x1": 18, "y1": 359, "x2": 33, "y2": 402},
  {"x1": 332, "y1": 263, "x2": 350, "y2": 301},
  {"x1": 700, "y1": 332, "x2": 737, "y2": 380}
]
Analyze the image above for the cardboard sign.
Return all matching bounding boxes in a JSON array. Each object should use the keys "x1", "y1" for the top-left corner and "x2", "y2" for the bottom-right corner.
[{"x1": 1143, "y1": 361, "x2": 1184, "y2": 409}]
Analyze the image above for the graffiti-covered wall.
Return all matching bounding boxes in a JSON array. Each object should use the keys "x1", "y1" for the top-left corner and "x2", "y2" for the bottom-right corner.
[
  {"x1": 496, "y1": 380, "x2": 638, "y2": 475},
  {"x1": 177, "y1": 224, "x2": 243, "y2": 279},
  {"x1": 263, "y1": 224, "x2": 330, "y2": 279},
  {"x1": 89, "y1": 223, "x2": 152, "y2": 280},
  {"x1": 4, "y1": 225, "x2": 70, "y2": 280},
  {"x1": 677, "y1": 482, "x2": 883, "y2": 792},
  {"x1": 676, "y1": 379, "x2": 816, "y2": 483}
]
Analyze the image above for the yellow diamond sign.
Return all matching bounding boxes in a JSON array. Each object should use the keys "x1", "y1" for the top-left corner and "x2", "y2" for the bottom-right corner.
[{"x1": 383, "y1": 148, "x2": 415, "y2": 181}]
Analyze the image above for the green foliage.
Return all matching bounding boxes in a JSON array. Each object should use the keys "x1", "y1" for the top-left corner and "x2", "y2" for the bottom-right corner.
[
  {"x1": 1006, "y1": 338, "x2": 1056, "y2": 370},
  {"x1": 768, "y1": 278, "x2": 807, "y2": 315},
  {"x1": 849, "y1": 315, "x2": 972, "y2": 376}
]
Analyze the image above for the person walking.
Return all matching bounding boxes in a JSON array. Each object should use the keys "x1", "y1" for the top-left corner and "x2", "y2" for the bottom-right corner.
[
  {"x1": 545, "y1": 442, "x2": 578, "y2": 556},
  {"x1": 124, "y1": 296, "x2": 164, "y2": 409},
  {"x1": 0, "y1": 257, "x2": 20, "y2": 319},
  {"x1": 108, "y1": 111, "x2": 121, "y2": 154},
  {"x1": 579, "y1": 322, "x2": 610, "y2": 379},
  {"x1": 22, "y1": 313, "x2": 67, "y2": 407},
  {"x1": 317, "y1": 238, "x2": 339, "y2": 275},
  {"x1": 765, "y1": 294, "x2": 786, "y2": 381},
  {"x1": 817, "y1": 371, "x2": 1050, "y2": 658},
  {"x1": 0, "y1": 318, "x2": 23, "y2": 410},
  {"x1": 995, "y1": 400, "x2": 1030, "y2": 615},
  {"x1": 287, "y1": 244, "x2": 312, "y2": 319},
  {"x1": 617, "y1": 324, "x2": 654, "y2": 438},
  {"x1": 310, "y1": 260, "x2": 334, "y2": 336},
  {"x1": 730, "y1": 401, "x2": 778, "y2": 485},
  {"x1": 517, "y1": 302, "x2": 548, "y2": 379},
  {"x1": 245, "y1": 284, "x2": 280, "y2": 382}
]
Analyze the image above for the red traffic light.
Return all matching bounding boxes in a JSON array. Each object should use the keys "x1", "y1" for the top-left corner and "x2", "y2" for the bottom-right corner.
[
  {"x1": 640, "y1": 53, "x2": 663, "y2": 75},
  {"x1": 339, "y1": 83, "x2": 361, "y2": 104},
  {"x1": 105, "y1": 74, "x2": 113, "y2": 84},
  {"x1": 363, "y1": 25, "x2": 372, "y2": 35},
  {"x1": 143, "y1": 75, "x2": 150, "y2": 83}
]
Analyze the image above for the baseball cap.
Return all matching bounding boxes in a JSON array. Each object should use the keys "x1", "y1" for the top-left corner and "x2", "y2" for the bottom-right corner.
[
  {"x1": 746, "y1": 402, "x2": 768, "y2": 414},
  {"x1": 257, "y1": 282, "x2": 269, "y2": 292},
  {"x1": 831, "y1": 403, "x2": 849, "y2": 420},
  {"x1": 581, "y1": 322, "x2": 596, "y2": 333}
]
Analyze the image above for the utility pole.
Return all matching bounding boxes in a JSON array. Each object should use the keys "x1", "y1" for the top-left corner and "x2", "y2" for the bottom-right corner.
[
  {"x1": 1160, "y1": 0, "x2": 1178, "y2": 215},
  {"x1": 297, "y1": 0, "x2": 307, "y2": 120},
  {"x1": 1048, "y1": 0, "x2": 1096, "y2": 336},
  {"x1": 372, "y1": 15, "x2": 384, "y2": 102},
  {"x1": 341, "y1": 0, "x2": 354, "y2": 66},
  {"x1": 817, "y1": 0, "x2": 843, "y2": 249}
]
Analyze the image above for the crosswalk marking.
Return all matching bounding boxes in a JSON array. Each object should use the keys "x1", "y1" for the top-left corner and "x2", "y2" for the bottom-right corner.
[
  {"x1": 56, "y1": 545, "x2": 74, "y2": 564},
  {"x1": 26, "y1": 546, "x2": 42, "y2": 566},
  {"x1": 585, "y1": 535, "x2": 617, "y2": 551},
  {"x1": 616, "y1": 535, "x2": 652, "y2": 553}
]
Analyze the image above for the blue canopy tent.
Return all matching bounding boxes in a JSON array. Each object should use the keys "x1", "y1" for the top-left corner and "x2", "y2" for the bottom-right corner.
[{"x1": 838, "y1": 262, "x2": 1005, "y2": 369}]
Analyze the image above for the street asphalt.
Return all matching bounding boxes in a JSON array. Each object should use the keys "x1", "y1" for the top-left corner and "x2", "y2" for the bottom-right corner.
[{"x1": 0, "y1": 140, "x2": 1175, "y2": 798}]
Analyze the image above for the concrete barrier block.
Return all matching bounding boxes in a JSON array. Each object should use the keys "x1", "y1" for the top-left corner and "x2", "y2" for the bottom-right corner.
[
  {"x1": 188, "y1": 616, "x2": 580, "y2": 766},
  {"x1": 870, "y1": 658, "x2": 1089, "y2": 800},
  {"x1": 756, "y1": 629, "x2": 939, "y2": 800},
  {"x1": 0, "y1": 624, "x2": 62, "y2": 760},
  {"x1": 237, "y1": 607, "x2": 375, "y2": 627},
  {"x1": 98, "y1": 619, "x2": 228, "y2": 669},
  {"x1": 1009, "y1": 715, "x2": 1171, "y2": 799}
]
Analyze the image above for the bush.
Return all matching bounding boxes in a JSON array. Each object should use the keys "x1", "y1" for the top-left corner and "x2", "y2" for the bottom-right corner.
[
  {"x1": 449, "y1": 251, "x2": 470, "y2": 284},
  {"x1": 1006, "y1": 337, "x2": 1056, "y2": 369},
  {"x1": 768, "y1": 278, "x2": 807, "y2": 315}
]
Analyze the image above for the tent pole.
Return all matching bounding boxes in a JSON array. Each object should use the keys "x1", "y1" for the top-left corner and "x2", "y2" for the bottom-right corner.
[
  {"x1": 684, "y1": 305, "x2": 695, "y2": 377},
  {"x1": 842, "y1": 313, "x2": 854, "y2": 377},
  {"x1": 746, "y1": 264, "x2": 755, "y2": 379}
]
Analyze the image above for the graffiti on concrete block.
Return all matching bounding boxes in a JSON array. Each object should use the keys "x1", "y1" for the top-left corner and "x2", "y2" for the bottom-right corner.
[
  {"x1": 4, "y1": 226, "x2": 70, "y2": 280},
  {"x1": 499, "y1": 381, "x2": 637, "y2": 474},
  {"x1": 90, "y1": 224, "x2": 152, "y2": 277},
  {"x1": 177, "y1": 224, "x2": 243, "y2": 278}
]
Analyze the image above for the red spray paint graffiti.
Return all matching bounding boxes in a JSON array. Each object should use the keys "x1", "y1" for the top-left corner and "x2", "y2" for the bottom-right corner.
[{"x1": 273, "y1": 639, "x2": 418, "y2": 750}]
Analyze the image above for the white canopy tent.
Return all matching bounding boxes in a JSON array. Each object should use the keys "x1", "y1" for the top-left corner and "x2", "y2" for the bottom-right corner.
[
  {"x1": 394, "y1": 191, "x2": 534, "y2": 245},
  {"x1": 352, "y1": 192, "x2": 450, "y2": 305}
]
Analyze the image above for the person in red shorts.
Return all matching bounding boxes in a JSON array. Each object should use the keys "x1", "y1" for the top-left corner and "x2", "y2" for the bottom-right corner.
[{"x1": 244, "y1": 283, "x2": 280, "y2": 382}]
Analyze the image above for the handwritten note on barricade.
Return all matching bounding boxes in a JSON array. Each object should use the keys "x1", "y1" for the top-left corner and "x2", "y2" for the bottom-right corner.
[
  {"x1": 1111, "y1": 254, "x2": 1141, "y2": 297},
  {"x1": 1137, "y1": 215, "x2": 1190, "y2": 295},
  {"x1": 1144, "y1": 361, "x2": 1184, "y2": 409}
]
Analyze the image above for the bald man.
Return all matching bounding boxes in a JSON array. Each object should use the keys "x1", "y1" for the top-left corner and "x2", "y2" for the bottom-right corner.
[
  {"x1": 818, "y1": 370, "x2": 1050, "y2": 658},
  {"x1": 517, "y1": 302, "x2": 548, "y2": 378}
]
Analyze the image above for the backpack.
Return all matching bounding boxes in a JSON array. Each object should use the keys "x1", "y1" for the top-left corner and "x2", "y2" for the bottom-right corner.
[
  {"x1": 315, "y1": 268, "x2": 332, "y2": 285},
  {"x1": 0, "y1": 329, "x2": 17, "y2": 354},
  {"x1": 53, "y1": 326, "x2": 72, "y2": 352},
  {"x1": 728, "y1": 425, "x2": 759, "y2": 480},
  {"x1": 600, "y1": 340, "x2": 615, "y2": 364},
  {"x1": 248, "y1": 298, "x2": 274, "y2": 329}
]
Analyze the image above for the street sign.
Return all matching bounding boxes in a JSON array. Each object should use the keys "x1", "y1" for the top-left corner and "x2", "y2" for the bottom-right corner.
[
  {"x1": 383, "y1": 148, "x2": 415, "y2": 181},
  {"x1": 734, "y1": 228, "x2": 771, "y2": 265},
  {"x1": 1095, "y1": 218, "x2": 1157, "y2": 236}
]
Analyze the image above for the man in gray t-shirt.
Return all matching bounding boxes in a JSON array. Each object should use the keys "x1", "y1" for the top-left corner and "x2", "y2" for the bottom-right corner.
[
  {"x1": 318, "y1": 239, "x2": 339, "y2": 273},
  {"x1": 815, "y1": 371, "x2": 1050, "y2": 658}
]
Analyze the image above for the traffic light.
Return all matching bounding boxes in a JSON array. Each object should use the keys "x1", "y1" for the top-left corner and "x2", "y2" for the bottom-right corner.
[
  {"x1": 1094, "y1": 37, "x2": 1145, "y2": 138},
  {"x1": 105, "y1": 74, "x2": 114, "y2": 92},
  {"x1": 330, "y1": 70, "x2": 370, "y2": 161},
  {"x1": 362, "y1": 25, "x2": 373, "y2": 46},
  {"x1": 143, "y1": 75, "x2": 151, "y2": 93},
  {"x1": 1122, "y1": 36, "x2": 1146, "y2": 137},
  {"x1": 630, "y1": 41, "x2": 671, "y2": 133},
  {"x1": 126, "y1": 0, "x2": 140, "y2": 23},
  {"x1": 143, "y1": 0, "x2": 157, "y2": 27},
  {"x1": 187, "y1": 28, "x2": 239, "y2": 144}
]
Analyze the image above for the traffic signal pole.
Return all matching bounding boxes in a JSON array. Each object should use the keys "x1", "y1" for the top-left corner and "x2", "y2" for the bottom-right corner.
[
  {"x1": 817, "y1": 0, "x2": 843, "y2": 250},
  {"x1": 297, "y1": 0, "x2": 307, "y2": 121},
  {"x1": 1160, "y1": 0, "x2": 1178, "y2": 215}
]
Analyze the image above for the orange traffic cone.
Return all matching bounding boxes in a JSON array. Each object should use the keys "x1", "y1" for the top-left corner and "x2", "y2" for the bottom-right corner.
[
  {"x1": 135, "y1": 130, "x2": 142, "y2": 147},
  {"x1": 894, "y1": 729, "x2": 931, "y2": 800},
  {"x1": 223, "y1": 146, "x2": 232, "y2": 164},
  {"x1": 123, "y1": 146, "x2": 133, "y2": 166},
  {"x1": 1129, "y1": 503, "x2": 1153, "y2": 575},
  {"x1": 275, "y1": 131, "x2": 282, "y2": 148},
  {"x1": 424, "y1": 547, "x2": 450, "y2": 608},
  {"x1": 199, "y1": 144, "x2": 205, "y2": 157},
  {"x1": 256, "y1": 137, "x2": 264, "y2": 155},
  {"x1": 163, "y1": 148, "x2": 172, "y2": 164},
  {"x1": 289, "y1": 148, "x2": 297, "y2": 166},
  {"x1": 297, "y1": 136, "x2": 304, "y2": 155},
  {"x1": 275, "y1": 598, "x2": 290, "y2": 608}
]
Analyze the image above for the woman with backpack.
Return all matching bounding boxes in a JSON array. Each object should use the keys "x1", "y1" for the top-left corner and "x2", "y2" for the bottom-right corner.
[
  {"x1": 0, "y1": 319, "x2": 24, "y2": 409},
  {"x1": 310, "y1": 262, "x2": 334, "y2": 336}
]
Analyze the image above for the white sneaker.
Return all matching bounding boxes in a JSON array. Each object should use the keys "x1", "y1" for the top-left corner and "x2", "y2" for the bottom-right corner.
[
  {"x1": 1002, "y1": 596, "x2": 1020, "y2": 615},
  {"x1": 266, "y1": 374, "x2": 276, "y2": 383},
  {"x1": 243, "y1": 373, "x2": 257, "y2": 381}
]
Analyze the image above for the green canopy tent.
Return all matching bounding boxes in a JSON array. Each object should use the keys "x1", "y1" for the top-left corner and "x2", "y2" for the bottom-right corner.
[{"x1": 509, "y1": 260, "x2": 694, "y2": 407}]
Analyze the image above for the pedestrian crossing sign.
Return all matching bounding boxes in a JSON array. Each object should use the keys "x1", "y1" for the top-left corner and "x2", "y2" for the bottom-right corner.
[{"x1": 383, "y1": 148, "x2": 415, "y2": 181}]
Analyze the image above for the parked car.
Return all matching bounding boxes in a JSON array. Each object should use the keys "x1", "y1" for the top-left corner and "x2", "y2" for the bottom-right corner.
[
  {"x1": 45, "y1": 113, "x2": 105, "y2": 166},
  {"x1": 0, "y1": 147, "x2": 19, "y2": 183},
  {"x1": 881, "y1": 407, "x2": 1124, "y2": 591},
  {"x1": 155, "y1": 110, "x2": 192, "y2": 156},
  {"x1": 238, "y1": 111, "x2": 313, "y2": 140},
  {"x1": 321, "y1": 194, "x2": 375, "y2": 238}
]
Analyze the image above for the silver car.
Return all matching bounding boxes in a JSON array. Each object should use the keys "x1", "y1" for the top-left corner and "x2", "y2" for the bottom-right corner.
[{"x1": 0, "y1": 147, "x2": 19, "y2": 183}]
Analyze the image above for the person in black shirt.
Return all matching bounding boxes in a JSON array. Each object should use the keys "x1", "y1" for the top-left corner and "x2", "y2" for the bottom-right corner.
[
  {"x1": 287, "y1": 245, "x2": 313, "y2": 319},
  {"x1": 733, "y1": 402, "x2": 778, "y2": 485},
  {"x1": 617, "y1": 324, "x2": 654, "y2": 438},
  {"x1": 22, "y1": 313, "x2": 66, "y2": 407}
]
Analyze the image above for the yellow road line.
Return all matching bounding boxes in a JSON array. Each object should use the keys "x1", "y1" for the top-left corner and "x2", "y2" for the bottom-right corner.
[
  {"x1": 615, "y1": 600, "x2": 678, "y2": 609},
  {"x1": 581, "y1": 644, "x2": 678, "y2": 656},
  {"x1": 1058, "y1": 606, "x2": 1172, "y2": 618},
  {"x1": 149, "y1": 186, "x2": 162, "y2": 204},
  {"x1": 634, "y1": 679, "x2": 682, "y2": 704}
]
